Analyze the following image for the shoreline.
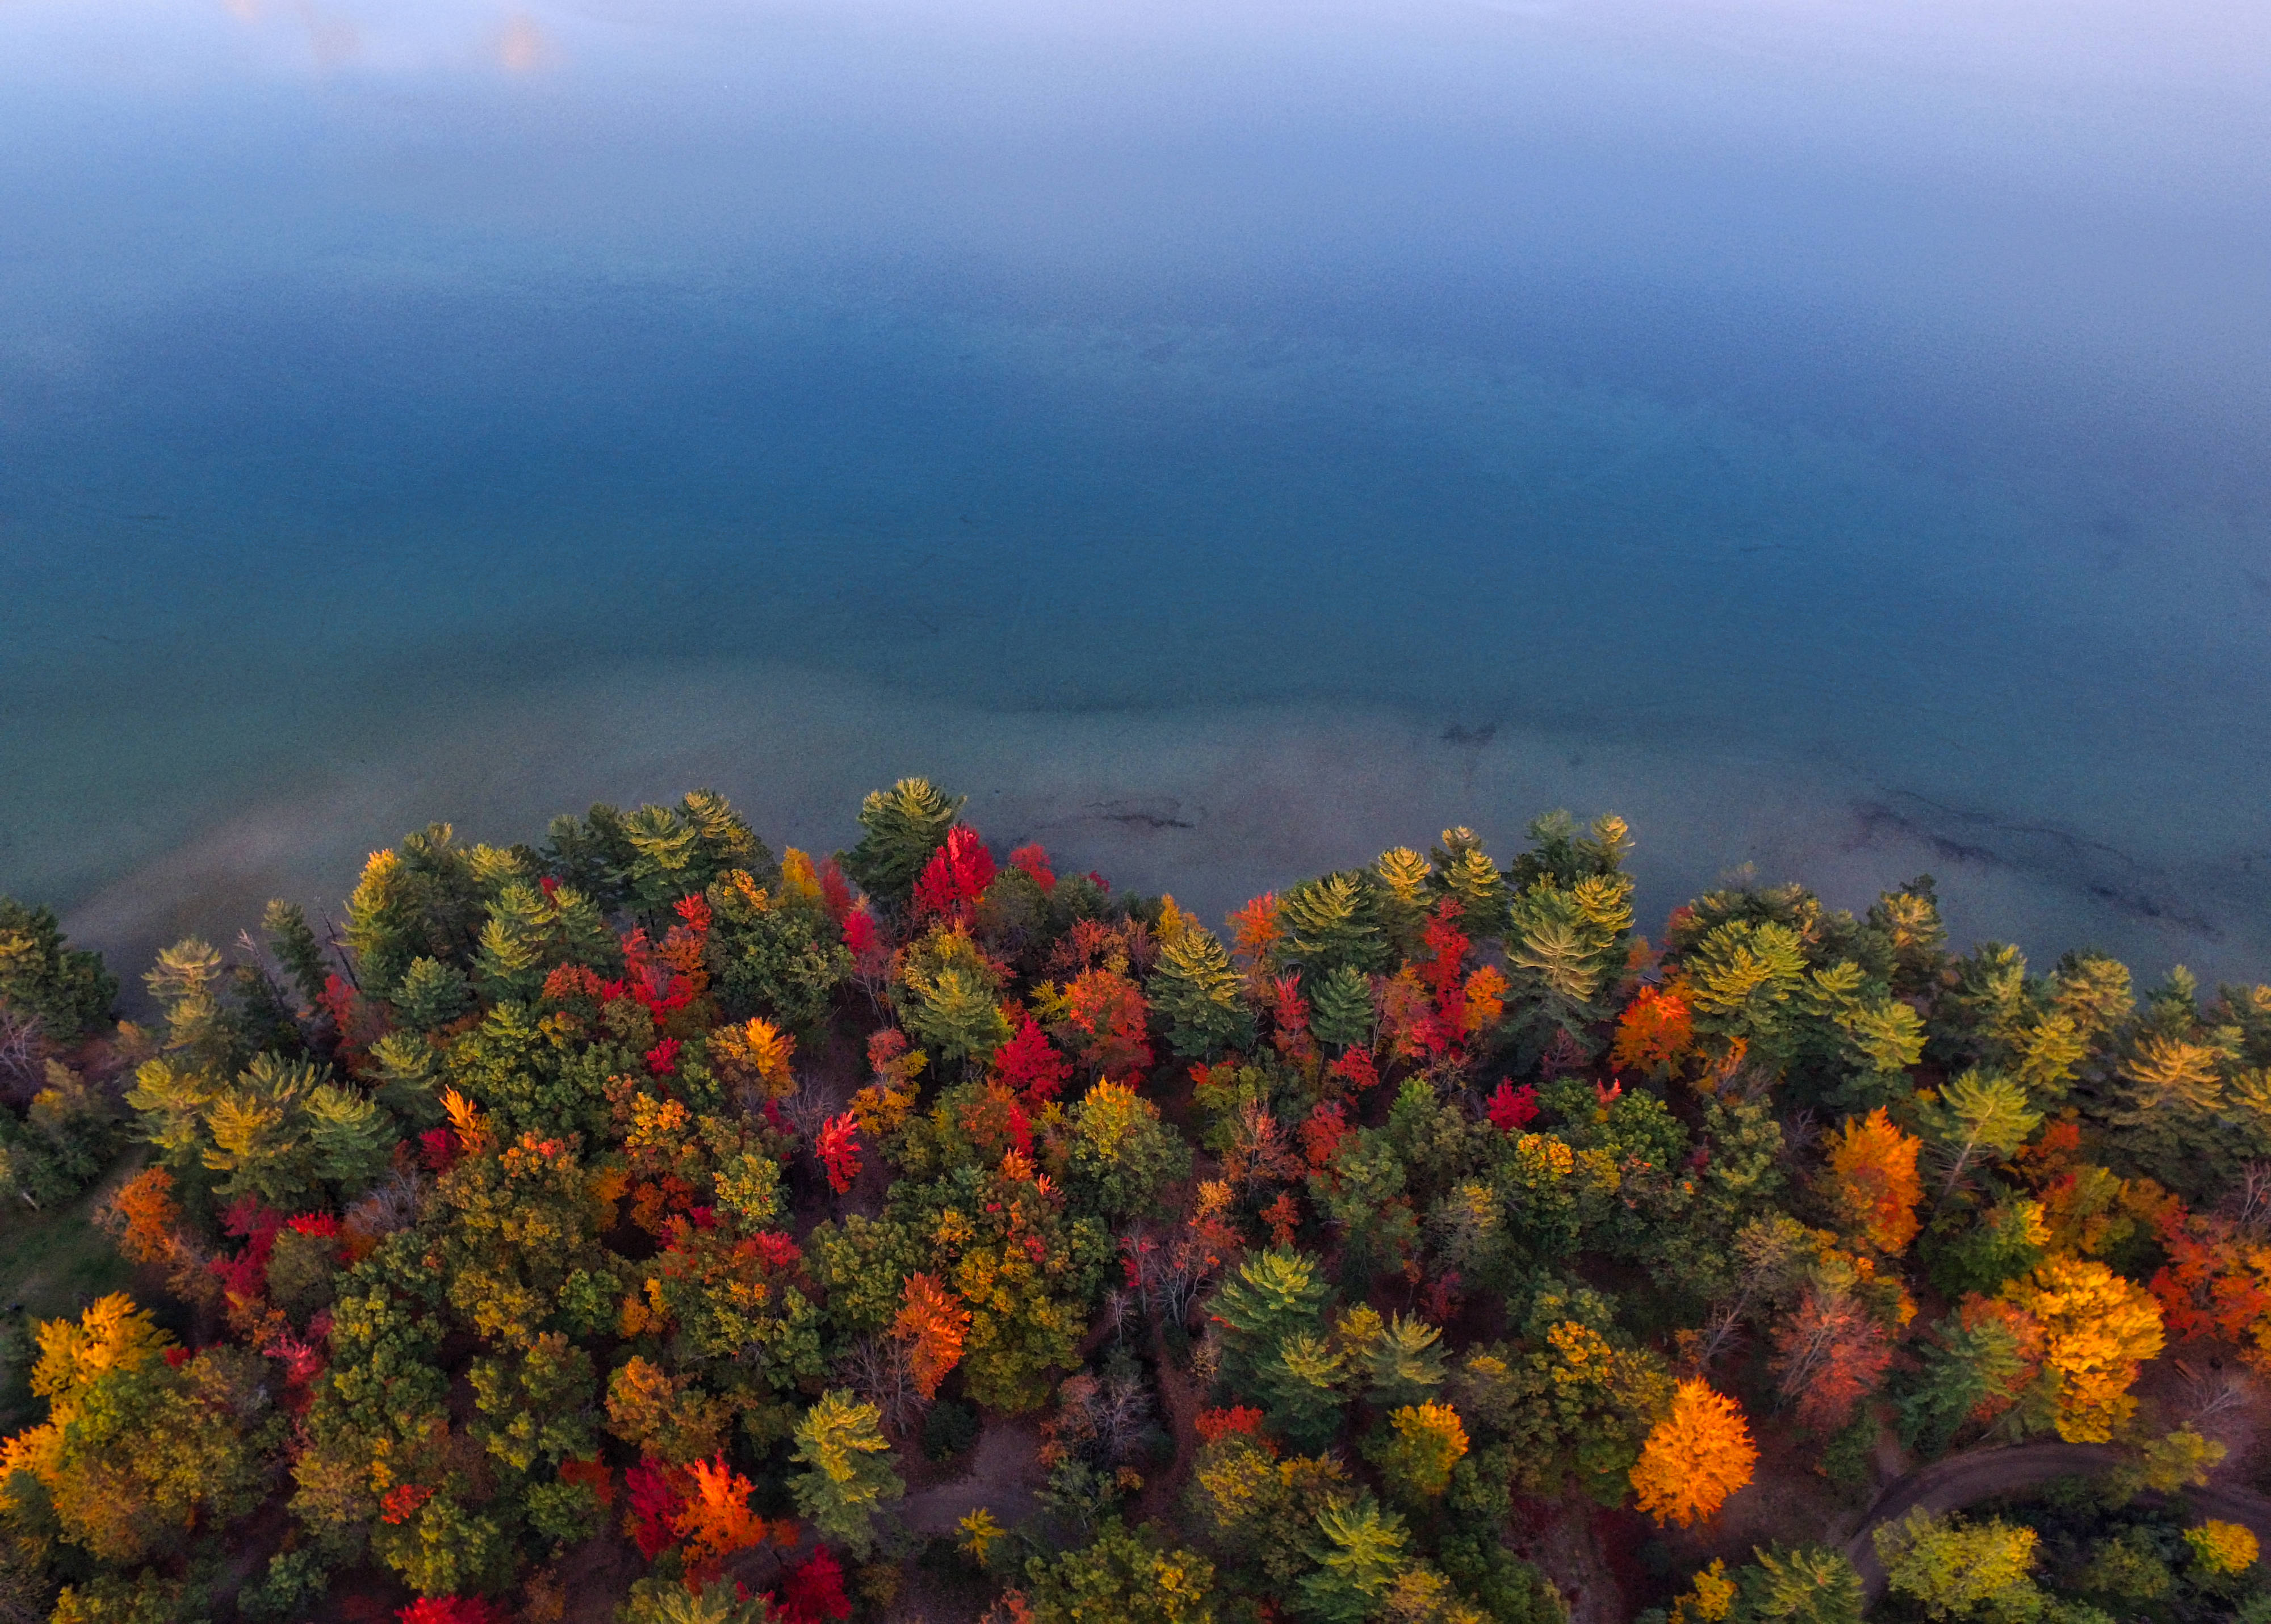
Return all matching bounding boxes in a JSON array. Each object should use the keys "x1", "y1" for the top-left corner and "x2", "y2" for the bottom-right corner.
[{"x1": 44, "y1": 661, "x2": 2265, "y2": 1000}]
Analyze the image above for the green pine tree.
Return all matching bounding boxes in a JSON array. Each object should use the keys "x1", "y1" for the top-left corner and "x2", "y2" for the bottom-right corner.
[
  {"x1": 1150, "y1": 926, "x2": 1255, "y2": 1058},
  {"x1": 1212, "y1": 1249, "x2": 1331, "y2": 1382},
  {"x1": 1277, "y1": 873, "x2": 1388, "y2": 976},
  {"x1": 1297, "y1": 1497, "x2": 1408, "y2": 1624},
  {"x1": 789, "y1": 1390, "x2": 904, "y2": 1556},
  {"x1": 306, "y1": 1082, "x2": 393, "y2": 1191},
  {"x1": 1308, "y1": 964, "x2": 1375, "y2": 1051},
  {"x1": 395, "y1": 956, "x2": 473, "y2": 1032},
  {"x1": 261, "y1": 899, "x2": 333, "y2": 1010}
]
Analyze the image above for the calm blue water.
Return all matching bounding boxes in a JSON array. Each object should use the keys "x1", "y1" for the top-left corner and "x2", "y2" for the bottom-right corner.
[{"x1": 3, "y1": 0, "x2": 2269, "y2": 978}]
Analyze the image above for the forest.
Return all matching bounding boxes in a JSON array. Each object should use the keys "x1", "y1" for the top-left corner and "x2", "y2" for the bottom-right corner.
[{"x1": 5, "y1": 780, "x2": 2271, "y2": 1624}]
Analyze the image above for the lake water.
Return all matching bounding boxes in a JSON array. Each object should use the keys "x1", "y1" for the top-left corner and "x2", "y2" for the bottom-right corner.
[{"x1": 3, "y1": 0, "x2": 2268, "y2": 985}]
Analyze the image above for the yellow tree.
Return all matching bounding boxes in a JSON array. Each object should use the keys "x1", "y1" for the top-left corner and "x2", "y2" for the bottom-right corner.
[
  {"x1": 1631, "y1": 1379, "x2": 1757, "y2": 1528},
  {"x1": 2006, "y1": 1256, "x2": 2164, "y2": 1442},
  {"x1": 1821, "y1": 1107, "x2": 1925, "y2": 1256}
]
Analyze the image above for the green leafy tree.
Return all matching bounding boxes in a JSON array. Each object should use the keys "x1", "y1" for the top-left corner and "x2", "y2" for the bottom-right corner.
[
  {"x1": 342, "y1": 823, "x2": 489, "y2": 1000},
  {"x1": 1277, "y1": 874, "x2": 1389, "y2": 977},
  {"x1": 1872, "y1": 1508, "x2": 2044, "y2": 1622},
  {"x1": 1024, "y1": 1521, "x2": 1218, "y2": 1623},
  {"x1": 261, "y1": 897, "x2": 334, "y2": 1010},
  {"x1": 790, "y1": 1390, "x2": 904, "y2": 1555},
  {"x1": 393, "y1": 956, "x2": 474, "y2": 1031},
  {"x1": 1212, "y1": 1249, "x2": 1331, "y2": 1382},
  {"x1": 1429, "y1": 828, "x2": 1507, "y2": 935},
  {"x1": 1359, "y1": 1312, "x2": 1449, "y2": 1408},
  {"x1": 305, "y1": 1080, "x2": 393, "y2": 1191},
  {"x1": 1897, "y1": 1314, "x2": 2030, "y2": 1457}
]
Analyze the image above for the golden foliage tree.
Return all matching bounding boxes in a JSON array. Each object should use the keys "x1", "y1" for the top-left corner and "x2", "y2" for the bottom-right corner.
[
  {"x1": 2006, "y1": 1256, "x2": 2164, "y2": 1442},
  {"x1": 1630, "y1": 1378, "x2": 1757, "y2": 1528}
]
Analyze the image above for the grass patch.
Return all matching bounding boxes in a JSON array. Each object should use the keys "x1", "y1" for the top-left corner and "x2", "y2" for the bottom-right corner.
[{"x1": 0, "y1": 1152, "x2": 140, "y2": 1434}]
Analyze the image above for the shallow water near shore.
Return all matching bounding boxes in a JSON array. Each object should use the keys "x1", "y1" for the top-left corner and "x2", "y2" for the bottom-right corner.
[{"x1": 3, "y1": 0, "x2": 2268, "y2": 985}]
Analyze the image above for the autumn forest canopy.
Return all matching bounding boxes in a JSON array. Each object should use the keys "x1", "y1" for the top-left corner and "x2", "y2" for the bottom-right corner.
[{"x1": 6, "y1": 782, "x2": 2271, "y2": 1624}]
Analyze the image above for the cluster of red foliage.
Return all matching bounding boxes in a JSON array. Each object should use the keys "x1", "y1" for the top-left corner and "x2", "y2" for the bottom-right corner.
[
  {"x1": 623, "y1": 1458, "x2": 686, "y2": 1559},
  {"x1": 816, "y1": 1113, "x2": 862, "y2": 1194},
  {"x1": 774, "y1": 1549, "x2": 853, "y2": 1623},
  {"x1": 1194, "y1": 1405, "x2": 1267, "y2": 1445},
  {"x1": 994, "y1": 1017, "x2": 1072, "y2": 1104},
  {"x1": 1485, "y1": 1080, "x2": 1540, "y2": 1132},
  {"x1": 613, "y1": 894, "x2": 713, "y2": 1022},
  {"x1": 1009, "y1": 843, "x2": 1057, "y2": 893},
  {"x1": 915, "y1": 827, "x2": 998, "y2": 925},
  {"x1": 1057, "y1": 967, "x2": 1153, "y2": 1080},
  {"x1": 396, "y1": 1598, "x2": 509, "y2": 1624}
]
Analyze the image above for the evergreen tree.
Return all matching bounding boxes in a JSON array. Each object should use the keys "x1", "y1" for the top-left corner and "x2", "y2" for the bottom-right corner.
[
  {"x1": 1361, "y1": 1313, "x2": 1448, "y2": 1408},
  {"x1": 395, "y1": 956, "x2": 474, "y2": 1032},
  {"x1": 843, "y1": 777, "x2": 963, "y2": 909},
  {"x1": 1428, "y1": 829, "x2": 1505, "y2": 936},
  {"x1": 1736, "y1": 1545, "x2": 1864, "y2": 1623},
  {"x1": 261, "y1": 898, "x2": 333, "y2": 1010},
  {"x1": 1150, "y1": 925, "x2": 1256, "y2": 1059},
  {"x1": 789, "y1": 1390, "x2": 903, "y2": 1556},
  {"x1": 1308, "y1": 964, "x2": 1375, "y2": 1051},
  {"x1": 1920, "y1": 1069, "x2": 2040, "y2": 1206},
  {"x1": 1297, "y1": 1497, "x2": 1408, "y2": 1624},
  {"x1": 306, "y1": 1081, "x2": 393, "y2": 1191},
  {"x1": 0, "y1": 894, "x2": 116, "y2": 1038},
  {"x1": 1212, "y1": 1249, "x2": 1331, "y2": 1382},
  {"x1": 1277, "y1": 874, "x2": 1389, "y2": 977}
]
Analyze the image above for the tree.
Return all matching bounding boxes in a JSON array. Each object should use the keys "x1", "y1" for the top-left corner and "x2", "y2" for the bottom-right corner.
[
  {"x1": 817, "y1": 1113, "x2": 862, "y2": 1194},
  {"x1": 1277, "y1": 874, "x2": 1389, "y2": 977},
  {"x1": 1150, "y1": 926, "x2": 1256, "y2": 1060},
  {"x1": 1769, "y1": 1287, "x2": 1893, "y2": 1434},
  {"x1": 1023, "y1": 1521, "x2": 1217, "y2": 1624},
  {"x1": 1871, "y1": 1508, "x2": 2043, "y2": 1621},
  {"x1": 0, "y1": 1295, "x2": 275, "y2": 1564},
  {"x1": 1631, "y1": 1379, "x2": 1757, "y2": 1527},
  {"x1": 1309, "y1": 965, "x2": 1375, "y2": 1052},
  {"x1": 914, "y1": 826, "x2": 997, "y2": 925},
  {"x1": 1897, "y1": 1308, "x2": 2035, "y2": 1457},
  {"x1": 2185, "y1": 1519, "x2": 2259, "y2": 1576},
  {"x1": 1473, "y1": 1317, "x2": 1669, "y2": 1506},
  {"x1": 1736, "y1": 1545, "x2": 1864, "y2": 1623},
  {"x1": 1375, "y1": 1401, "x2": 1469, "y2": 1501},
  {"x1": 1612, "y1": 984, "x2": 1695, "y2": 1076},
  {"x1": 899, "y1": 930, "x2": 1013, "y2": 1062},
  {"x1": 776, "y1": 1549, "x2": 853, "y2": 1623},
  {"x1": 1298, "y1": 1497, "x2": 1409, "y2": 1624},
  {"x1": 672, "y1": 1454, "x2": 774, "y2": 1577},
  {"x1": 1820, "y1": 1108, "x2": 1924, "y2": 1255},
  {"x1": 1358, "y1": 1312, "x2": 1449, "y2": 1408},
  {"x1": 0, "y1": 895, "x2": 116, "y2": 1037},
  {"x1": 844, "y1": 777, "x2": 963, "y2": 908},
  {"x1": 1921, "y1": 1071, "x2": 2040, "y2": 1206},
  {"x1": 893, "y1": 1271, "x2": 972, "y2": 1399},
  {"x1": 1211, "y1": 1249, "x2": 1331, "y2": 1381},
  {"x1": 789, "y1": 1390, "x2": 903, "y2": 1556},
  {"x1": 2005, "y1": 1256, "x2": 2163, "y2": 1442}
]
